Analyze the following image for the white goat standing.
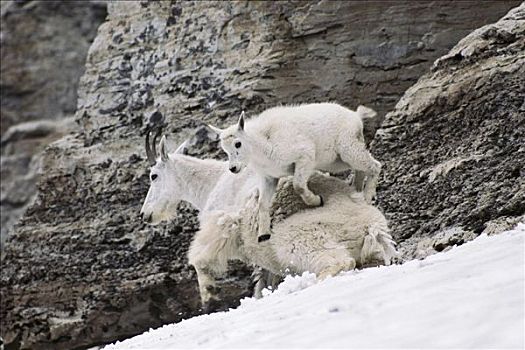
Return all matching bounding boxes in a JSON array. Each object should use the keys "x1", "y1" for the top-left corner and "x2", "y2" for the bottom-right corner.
[
  {"x1": 209, "y1": 102, "x2": 381, "y2": 240},
  {"x1": 140, "y1": 130, "x2": 396, "y2": 309},
  {"x1": 140, "y1": 129, "x2": 264, "y2": 308}
]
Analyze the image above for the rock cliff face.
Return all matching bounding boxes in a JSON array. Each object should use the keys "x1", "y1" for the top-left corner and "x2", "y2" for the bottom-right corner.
[
  {"x1": 371, "y1": 3, "x2": 525, "y2": 259},
  {"x1": 1, "y1": 1, "x2": 522, "y2": 349},
  {"x1": 0, "y1": 0, "x2": 107, "y2": 247}
]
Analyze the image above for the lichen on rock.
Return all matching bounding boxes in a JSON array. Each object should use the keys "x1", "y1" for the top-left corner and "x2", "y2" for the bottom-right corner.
[{"x1": 371, "y1": 2, "x2": 525, "y2": 258}]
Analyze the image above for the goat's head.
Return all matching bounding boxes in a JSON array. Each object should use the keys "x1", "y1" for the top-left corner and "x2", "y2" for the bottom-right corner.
[
  {"x1": 208, "y1": 111, "x2": 248, "y2": 174},
  {"x1": 140, "y1": 128, "x2": 189, "y2": 224}
]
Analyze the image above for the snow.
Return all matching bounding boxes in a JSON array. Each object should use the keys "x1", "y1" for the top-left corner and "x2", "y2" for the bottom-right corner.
[{"x1": 105, "y1": 224, "x2": 525, "y2": 349}]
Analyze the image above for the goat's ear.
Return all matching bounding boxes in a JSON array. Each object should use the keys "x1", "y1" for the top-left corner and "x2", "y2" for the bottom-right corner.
[
  {"x1": 159, "y1": 135, "x2": 169, "y2": 162},
  {"x1": 206, "y1": 124, "x2": 223, "y2": 136},
  {"x1": 237, "y1": 111, "x2": 245, "y2": 132},
  {"x1": 174, "y1": 139, "x2": 189, "y2": 155}
]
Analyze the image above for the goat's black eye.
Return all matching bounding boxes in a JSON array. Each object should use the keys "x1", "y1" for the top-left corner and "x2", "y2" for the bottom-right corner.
[
  {"x1": 234, "y1": 141, "x2": 242, "y2": 149},
  {"x1": 151, "y1": 174, "x2": 158, "y2": 181}
]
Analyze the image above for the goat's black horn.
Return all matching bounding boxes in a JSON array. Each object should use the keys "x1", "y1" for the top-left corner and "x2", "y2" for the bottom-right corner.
[
  {"x1": 152, "y1": 126, "x2": 163, "y2": 160},
  {"x1": 145, "y1": 127, "x2": 156, "y2": 166}
]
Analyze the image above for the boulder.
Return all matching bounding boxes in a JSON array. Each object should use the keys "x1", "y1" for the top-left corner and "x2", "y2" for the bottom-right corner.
[{"x1": 371, "y1": 3, "x2": 525, "y2": 258}]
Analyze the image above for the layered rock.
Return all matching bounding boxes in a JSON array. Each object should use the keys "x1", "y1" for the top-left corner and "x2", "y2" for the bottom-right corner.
[
  {"x1": 0, "y1": 0, "x2": 107, "y2": 246},
  {"x1": 1, "y1": 1, "x2": 522, "y2": 349},
  {"x1": 371, "y1": 3, "x2": 525, "y2": 258}
]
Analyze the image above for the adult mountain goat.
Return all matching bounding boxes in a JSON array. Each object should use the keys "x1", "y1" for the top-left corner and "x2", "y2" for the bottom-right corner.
[
  {"x1": 140, "y1": 128, "x2": 260, "y2": 307},
  {"x1": 209, "y1": 102, "x2": 381, "y2": 240},
  {"x1": 191, "y1": 173, "x2": 397, "y2": 283},
  {"x1": 140, "y1": 129, "x2": 396, "y2": 310}
]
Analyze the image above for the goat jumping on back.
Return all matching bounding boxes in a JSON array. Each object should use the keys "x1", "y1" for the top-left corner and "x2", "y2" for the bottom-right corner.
[
  {"x1": 209, "y1": 102, "x2": 381, "y2": 241},
  {"x1": 139, "y1": 128, "x2": 395, "y2": 312}
]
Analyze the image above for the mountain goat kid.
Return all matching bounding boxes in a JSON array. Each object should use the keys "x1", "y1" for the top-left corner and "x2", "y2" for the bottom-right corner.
[{"x1": 209, "y1": 102, "x2": 381, "y2": 240}]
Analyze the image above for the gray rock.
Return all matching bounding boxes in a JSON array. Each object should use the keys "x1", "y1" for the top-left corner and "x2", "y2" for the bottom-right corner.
[
  {"x1": 0, "y1": 117, "x2": 77, "y2": 249},
  {"x1": 371, "y1": 3, "x2": 525, "y2": 257},
  {"x1": 0, "y1": 0, "x2": 107, "y2": 135},
  {"x1": 0, "y1": 0, "x2": 107, "y2": 247},
  {"x1": 1, "y1": 1, "x2": 522, "y2": 349}
]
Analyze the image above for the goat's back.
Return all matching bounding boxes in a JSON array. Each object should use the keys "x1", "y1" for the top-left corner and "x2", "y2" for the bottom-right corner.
[
  {"x1": 247, "y1": 103, "x2": 364, "y2": 144},
  {"x1": 269, "y1": 173, "x2": 394, "y2": 274}
]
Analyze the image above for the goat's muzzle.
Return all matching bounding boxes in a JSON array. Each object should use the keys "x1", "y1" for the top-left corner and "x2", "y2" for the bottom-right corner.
[{"x1": 229, "y1": 166, "x2": 240, "y2": 174}]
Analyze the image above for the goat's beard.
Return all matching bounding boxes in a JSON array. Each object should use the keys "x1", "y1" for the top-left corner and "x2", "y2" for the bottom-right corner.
[{"x1": 151, "y1": 201, "x2": 180, "y2": 224}]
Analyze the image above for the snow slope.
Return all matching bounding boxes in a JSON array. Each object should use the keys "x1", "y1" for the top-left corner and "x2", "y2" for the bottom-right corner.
[{"x1": 105, "y1": 225, "x2": 525, "y2": 349}]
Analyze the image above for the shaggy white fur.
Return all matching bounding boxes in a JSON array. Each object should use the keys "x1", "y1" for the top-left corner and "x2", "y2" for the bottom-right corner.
[
  {"x1": 140, "y1": 136, "x2": 395, "y2": 309},
  {"x1": 210, "y1": 103, "x2": 381, "y2": 239},
  {"x1": 189, "y1": 173, "x2": 397, "y2": 300},
  {"x1": 140, "y1": 136, "x2": 261, "y2": 307}
]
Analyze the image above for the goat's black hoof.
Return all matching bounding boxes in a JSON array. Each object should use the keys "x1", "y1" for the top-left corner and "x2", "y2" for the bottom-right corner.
[
  {"x1": 202, "y1": 298, "x2": 223, "y2": 314},
  {"x1": 258, "y1": 234, "x2": 271, "y2": 243},
  {"x1": 319, "y1": 195, "x2": 324, "y2": 207}
]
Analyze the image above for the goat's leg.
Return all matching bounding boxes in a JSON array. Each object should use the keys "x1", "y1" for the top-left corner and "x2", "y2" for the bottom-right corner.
[
  {"x1": 253, "y1": 268, "x2": 283, "y2": 298},
  {"x1": 318, "y1": 259, "x2": 356, "y2": 280},
  {"x1": 365, "y1": 167, "x2": 381, "y2": 202},
  {"x1": 351, "y1": 130, "x2": 367, "y2": 192},
  {"x1": 193, "y1": 265, "x2": 222, "y2": 313},
  {"x1": 293, "y1": 158, "x2": 323, "y2": 207},
  {"x1": 252, "y1": 267, "x2": 266, "y2": 299},
  {"x1": 352, "y1": 171, "x2": 366, "y2": 192},
  {"x1": 257, "y1": 176, "x2": 277, "y2": 241},
  {"x1": 313, "y1": 248, "x2": 356, "y2": 280},
  {"x1": 269, "y1": 273, "x2": 283, "y2": 291},
  {"x1": 338, "y1": 140, "x2": 381, "y2": 203}
]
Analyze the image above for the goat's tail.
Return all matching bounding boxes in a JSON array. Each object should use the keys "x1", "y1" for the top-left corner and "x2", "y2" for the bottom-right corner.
[
  {"x1": 360, "y1": 221, "x2": 398, "y2": 266},
  {"x1": 356, "y1": 105, "x2": 377, "y2": 120}
]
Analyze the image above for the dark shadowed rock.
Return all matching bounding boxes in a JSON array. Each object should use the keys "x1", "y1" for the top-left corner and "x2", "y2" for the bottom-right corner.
[
  {"x1": 1, "y1": 1, "x2": 522, "y2": 349},
  {"x1": 371, "y1": 3, "x2": 525, "y2": 259}
]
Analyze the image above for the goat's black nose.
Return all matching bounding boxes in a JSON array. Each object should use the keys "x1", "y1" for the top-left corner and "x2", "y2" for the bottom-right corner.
[{"x1": 229, "y1": 166, "x2": 238, "y2": 173}]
